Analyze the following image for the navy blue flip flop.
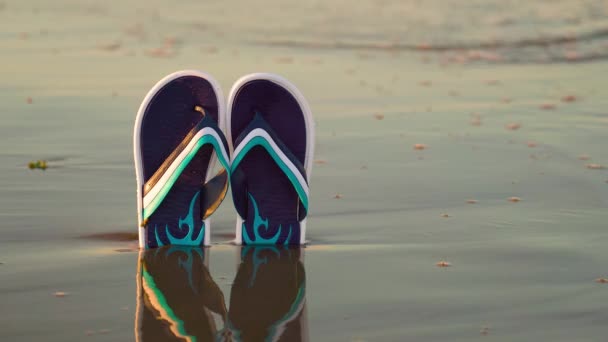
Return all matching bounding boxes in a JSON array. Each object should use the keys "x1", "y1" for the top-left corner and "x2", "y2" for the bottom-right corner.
[
  {"x1": 134, "y1": 71, "x2": 230, "y2": 248},
  {"x1": 227, "y1": 73, "x2": 314, "y2": 245}
]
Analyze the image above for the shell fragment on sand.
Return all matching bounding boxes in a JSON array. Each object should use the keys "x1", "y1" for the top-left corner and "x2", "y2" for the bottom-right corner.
[
  {"x1": 505, "y1": 123, "x2": 521, "y2": 131},
  {"x1": 561, "y1": 95, "x2": 577, "y2": 102},
  {"x1": 539, "y1": 103, "x2": 556, "y2": 110}
]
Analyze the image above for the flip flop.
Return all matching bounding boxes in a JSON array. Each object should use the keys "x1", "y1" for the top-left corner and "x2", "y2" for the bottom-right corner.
[
  {"x1": 227, "y1": 73, "x2": 314, "y2": 245},
  {"x1": 134, "y1": 70, "x2": 230, "y2": 249}
]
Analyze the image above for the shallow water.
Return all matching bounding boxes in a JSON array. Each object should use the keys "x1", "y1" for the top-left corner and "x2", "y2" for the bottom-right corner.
[{"x1": 1, "y1": 0, "x2": 608, "y2": 341}]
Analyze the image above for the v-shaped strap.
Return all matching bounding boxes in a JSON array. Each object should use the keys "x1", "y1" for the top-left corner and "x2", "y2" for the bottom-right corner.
[
  {"x1": 142, "y1": 114, "x2": 230, "y2": 221},
  {"x1": 230, "y1": 113, "x2": 309, "y2": 222}
]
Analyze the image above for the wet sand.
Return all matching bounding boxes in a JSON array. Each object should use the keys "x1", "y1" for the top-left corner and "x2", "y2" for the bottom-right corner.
[{"x1": 1, "y1": 1, "x2": 608, "y2": 341}]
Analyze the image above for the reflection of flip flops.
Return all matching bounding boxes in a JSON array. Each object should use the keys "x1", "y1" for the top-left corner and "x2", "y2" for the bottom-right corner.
[
  {"x1": 135, "y1": 247, "x2": 227, "y2": 342},
  {"x1": 221, "y1": 246, "x2": 307, "y2": 341},
  {"x1": 227, "y1": 73, "x2": 314, "y2": 245},
  {"x1": 134, "y1": 71, "x2": 231, "y2": 248}
]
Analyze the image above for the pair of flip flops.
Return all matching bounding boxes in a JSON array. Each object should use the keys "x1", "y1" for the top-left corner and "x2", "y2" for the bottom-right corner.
[{"x1": 134, "y1": 71, "x2": 314, "y2": 248}]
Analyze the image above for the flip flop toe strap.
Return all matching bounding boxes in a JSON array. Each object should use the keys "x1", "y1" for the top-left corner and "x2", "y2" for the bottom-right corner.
[
  {"x1": 142, "y1": 114, "x2": 230, "y2": 221},
  {"x1": 230, "y1": 113, "x2": 309, "y2": 222}
]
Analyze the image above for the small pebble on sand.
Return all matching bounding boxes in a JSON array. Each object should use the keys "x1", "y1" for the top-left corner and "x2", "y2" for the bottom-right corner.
[
  {"x1": 436, "y1": 261, "x2": 451, "y2": 267},
  {"x1": 440, "y1": 213, "x2": 450, "y2": 218},
  {"x1": 508, "y1": 197, "x2": 521, "y2": 202},
  {"x1": 527, "y1": 141, "x2": 537, "y2": 148},
  {"x1": 416, "y1": 43, "x2": 432, "y2": 50},
  {"x1": 413, "y1": 143, "x2": 427, "y2": 150},
  {"x1": 586, "y1": 164, "x2": 604, "y2": 170},
  {"x1": 505, "y1": 123, "x2": 521, "y2": 131},
  {"x1": 564, "y1": 50, "x2": 580, "y2": 61},
  {"x1": 578, "y1": 154, "x2": 591, "y2": 160},
  {"x1": 373, "y1": 113, "x2": 385, "y2": 120},
  {"x1": 53, "y1": 291, "x2": 68, "y2": 297},
  {"x1": 539, "y1": 103, "x2": 556, "y2": 110},
  {"x1": 561, "y1": 95, "x2": 577, "y2": 102},
  {"x1": 418, "y1": 80, "x2": 432, "y2": 87},
  {"x1": 334, "y1": 194, "x2": 343, "y2": 199},
  {"x1": 596, "y1": 278, "x2": 608, "y2": 284},
  {"x1": 467, "y1": 199, "x2": 478, "y2": 204},
  {"x1": 26, "y1": 97, "x2": 33, "y2": 104},
  {"x1": 163, "y1": 36, "x2": 178, "y2": 47},
  {"x1": 314, "y1": 159, "x2": 327, "y2": 165}
]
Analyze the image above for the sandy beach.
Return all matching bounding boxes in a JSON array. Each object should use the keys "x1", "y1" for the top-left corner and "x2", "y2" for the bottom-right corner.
[{"x1": 1, "y1": 0, "x2": 608, "y2": 341}]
